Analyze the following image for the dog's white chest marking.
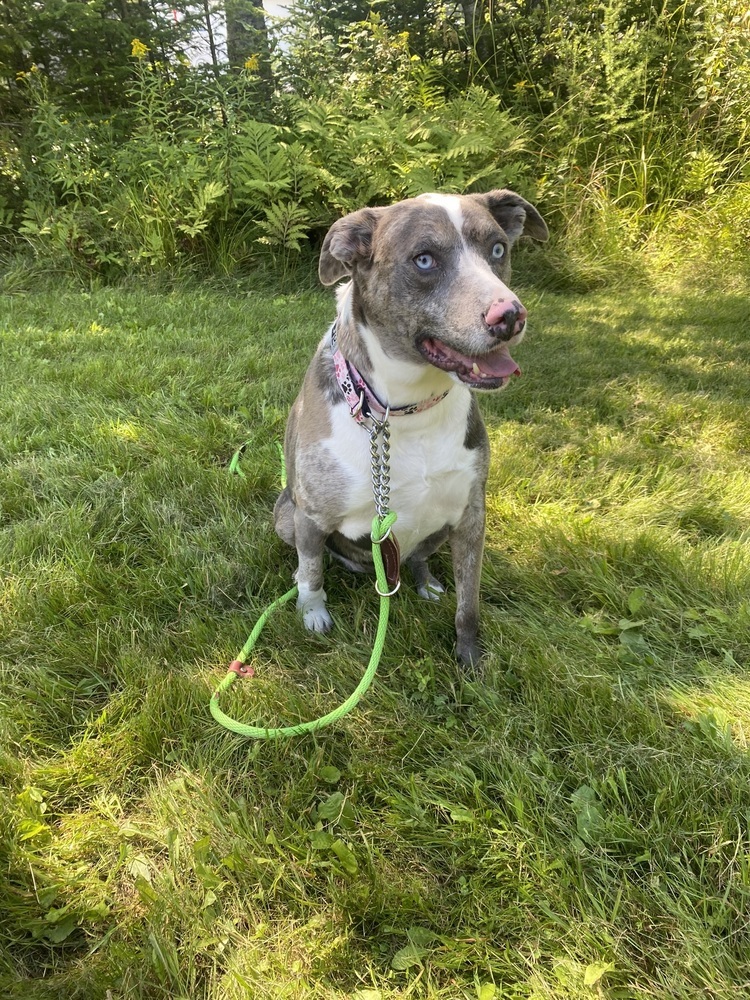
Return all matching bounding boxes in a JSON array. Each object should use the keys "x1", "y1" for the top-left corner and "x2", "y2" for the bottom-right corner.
[{"x1": 323, "y1": 390, "x2": 477, "y2": 557}]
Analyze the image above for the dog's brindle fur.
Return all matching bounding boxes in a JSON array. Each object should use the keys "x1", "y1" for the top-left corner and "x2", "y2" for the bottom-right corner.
[{"x1": 274, "y1": 190, "x2": 548, "y2": 665}]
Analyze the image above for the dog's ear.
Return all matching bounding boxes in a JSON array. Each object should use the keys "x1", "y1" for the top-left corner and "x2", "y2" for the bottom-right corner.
[
  {"x1": 481, "y1": 189, "x2": 549, "y2": 245},
  {"x1": 319, "y1": 207, "x2": 384, "y2": 286}
]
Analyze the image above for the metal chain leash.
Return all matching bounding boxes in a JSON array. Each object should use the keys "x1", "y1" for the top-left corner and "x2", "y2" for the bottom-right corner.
[
  {"x1": 366, "y1": 406, "x2": 400, "y2": 598},
  {"x1": 368, "y1": 407, "x2": 392, "y2": 522}
]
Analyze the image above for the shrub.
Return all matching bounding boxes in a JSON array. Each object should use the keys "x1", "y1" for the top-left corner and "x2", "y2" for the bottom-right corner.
[
  {"x1": 3, "y1": 4, "x2": 749, "y2": 288},
  {"x1": 11, "y1": 21, "x2": 531, "y2": 280}
]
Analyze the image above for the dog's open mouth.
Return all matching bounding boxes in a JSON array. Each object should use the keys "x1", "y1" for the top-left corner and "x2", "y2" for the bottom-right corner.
[{"x1": 418, "y1": 336, "x2": 521, "y2": 389}]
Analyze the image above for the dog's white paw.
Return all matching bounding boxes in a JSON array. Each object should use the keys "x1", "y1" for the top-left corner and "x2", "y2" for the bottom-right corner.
[
  {"x1": 297, "y1": 587, "x2": 333, "y2": 633},
  {"x1": 418, "y1": 577, "x2": 445, "y2": 602},
  {"x1": 303, "y1": 605, "x2": 333, "y2": 632}
]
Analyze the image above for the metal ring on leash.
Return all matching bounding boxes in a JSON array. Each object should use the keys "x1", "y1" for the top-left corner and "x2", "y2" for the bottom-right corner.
[
  {"x1": 374, "y1": 578, "x2": 401, "y2": 598},
  {"x1": 371, "y1": 522, "x2": 393, "y2": 543}
]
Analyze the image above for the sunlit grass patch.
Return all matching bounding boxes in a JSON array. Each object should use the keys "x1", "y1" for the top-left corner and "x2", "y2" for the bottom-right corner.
[{"x1": 664, "y1": 673, "x2": 750, "y2": 752}]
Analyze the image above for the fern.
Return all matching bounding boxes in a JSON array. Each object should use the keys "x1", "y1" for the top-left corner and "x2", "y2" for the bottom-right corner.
[
  {"x1": 442, "y1": 134, "x2": 491, "y2": 161},
  {"x1": 176, "y1": 181, "x2": 227, "y2": 238},
  {"x1": 257, "y1": 201, "x2": 310, "y2": 252}
]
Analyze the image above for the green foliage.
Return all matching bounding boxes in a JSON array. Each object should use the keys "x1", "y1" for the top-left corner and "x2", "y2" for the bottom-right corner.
[
  {"x1": 289, "y1": 79, "x2": 526, "y2": 213},
  {"x1": 402, "y1": 0, "x2": 749, "y2": 286},
  {"x1": 1, "y1": 1, "x2": 749, "y2": 286},
  {"x1": 0, "y1": 0, "x2": 204, "y2": 114},
  {"x1": 7, "y1": 21, "x2": 530, "y2": 279}
]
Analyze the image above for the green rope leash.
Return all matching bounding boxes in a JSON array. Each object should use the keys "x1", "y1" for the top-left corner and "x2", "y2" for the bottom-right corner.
[
  {"x1": 229, "y1": 441, "x2": 285, "y2": 482},
  {"x1": 211, "y1": 441, "x2": 397, "y2": 739}
]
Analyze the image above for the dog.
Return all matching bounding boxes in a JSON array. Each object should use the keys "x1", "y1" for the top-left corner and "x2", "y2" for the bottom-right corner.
[{"x1": 274, "y1": 190, "x2": 548, "y2": 666}]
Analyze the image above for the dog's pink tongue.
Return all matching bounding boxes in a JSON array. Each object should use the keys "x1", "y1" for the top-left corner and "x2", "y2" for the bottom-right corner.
[
  {"x1": 424, "y1": 337, "x2": 521, "y2": 378},
  {"x1": 476, "y1": 346, "x2": 521, "y2": 377}
]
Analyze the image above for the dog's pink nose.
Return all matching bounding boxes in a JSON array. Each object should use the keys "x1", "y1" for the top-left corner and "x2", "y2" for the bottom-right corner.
[{"x1": 484, "y1": 298, "x2": 527, "y2": 340}]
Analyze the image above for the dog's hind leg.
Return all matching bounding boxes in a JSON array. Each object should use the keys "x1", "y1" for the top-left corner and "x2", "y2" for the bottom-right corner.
[
  {"x1": 408, "y1": 558, "x2": 445, "y2": 601},
  {"x1": 293, "y1": 506, "x2": 333, "y2": 633},
  {"x1": 405, "y1": 527, "x2": 449, "y2": 601}
]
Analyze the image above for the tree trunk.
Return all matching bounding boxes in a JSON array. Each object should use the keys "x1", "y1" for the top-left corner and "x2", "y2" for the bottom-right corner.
[
  {"x1": 461, "y1": 0, "x2": 493, "y2": 69},
  {"x1": 225, "y1": 0, "x2": 273, "y2": 101},
  {"x1": 201, "y1": 0, "x2": 221, "y2": 79}
]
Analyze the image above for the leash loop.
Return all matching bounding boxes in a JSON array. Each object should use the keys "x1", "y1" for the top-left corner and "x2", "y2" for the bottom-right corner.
[
  {"x1": 209, "y1": 514, "x2": 397, "y2": 740},
  {"x1": 371, "y1": 522, "x2": 392, "y2": 544},
  {"x1": 213, "y1": 440, "x2": 400, "y2": 740}
]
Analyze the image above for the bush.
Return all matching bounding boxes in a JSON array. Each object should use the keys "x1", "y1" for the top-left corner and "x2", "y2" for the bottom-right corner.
[
  {"x1": 6, "y1": 21, "x2": 530, "y2": 281},
  {"x1": 2, "y1": 4, "x2": 748, "y2": 288}
]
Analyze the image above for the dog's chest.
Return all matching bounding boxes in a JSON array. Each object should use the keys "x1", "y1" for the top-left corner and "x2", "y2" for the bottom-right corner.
[{"x1": 323, "y1": 391, "x2": 478, "y2": 557}]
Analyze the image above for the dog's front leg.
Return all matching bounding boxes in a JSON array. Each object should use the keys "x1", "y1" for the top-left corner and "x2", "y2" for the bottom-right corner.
[
  {"x1": 293, "y1": 506, "x2": 333, "y2": 633},
  {"x1": 449, "y1": 485, "x2": 486, "y2": 668}
]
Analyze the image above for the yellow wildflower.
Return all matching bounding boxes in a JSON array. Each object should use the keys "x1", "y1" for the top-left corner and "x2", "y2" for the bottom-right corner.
[
  {"x1": 131, "y1": 38, "x2": 149, "y2": 60},
  {"x1": 244, "y1": 54, "x2": 260, "y2": 72}
]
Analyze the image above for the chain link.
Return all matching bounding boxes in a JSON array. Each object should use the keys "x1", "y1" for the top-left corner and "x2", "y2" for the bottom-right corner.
[{"x1": 368, "y1": 408, "x2": 391, "y2": 521}]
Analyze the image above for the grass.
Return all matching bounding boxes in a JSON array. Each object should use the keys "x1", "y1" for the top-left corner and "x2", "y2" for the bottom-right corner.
[{"x1": 0, "y1": 276, "x2": 749, "y2": 999}]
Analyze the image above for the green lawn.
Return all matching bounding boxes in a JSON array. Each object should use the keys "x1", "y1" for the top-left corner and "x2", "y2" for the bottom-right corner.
[{"x1": 1, "y1": 280, "x2": 749, "y2": 999}]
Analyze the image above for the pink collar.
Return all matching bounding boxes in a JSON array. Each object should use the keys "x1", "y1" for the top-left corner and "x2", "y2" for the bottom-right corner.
[{"x1": 330, "y1": 323, "x2": 450, "y2": 425}]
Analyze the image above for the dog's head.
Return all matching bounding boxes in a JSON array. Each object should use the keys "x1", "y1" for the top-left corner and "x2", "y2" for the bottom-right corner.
[{"x1": 319, "y1": 190, "x2": 548, "y2": 390}]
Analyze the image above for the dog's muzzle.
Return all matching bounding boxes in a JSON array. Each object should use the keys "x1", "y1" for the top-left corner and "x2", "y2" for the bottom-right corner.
[{"x1": 484, "y1": 298, "x2": 527, "y2": 342}]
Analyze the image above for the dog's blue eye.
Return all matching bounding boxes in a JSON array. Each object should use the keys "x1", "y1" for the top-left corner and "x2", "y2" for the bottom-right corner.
[
  {"x1": 414, "y1": 253, "x2": 435, "y2": 271},
  {"x1": 491, "y1": 242, "x2": 505, "y2": 260}
]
